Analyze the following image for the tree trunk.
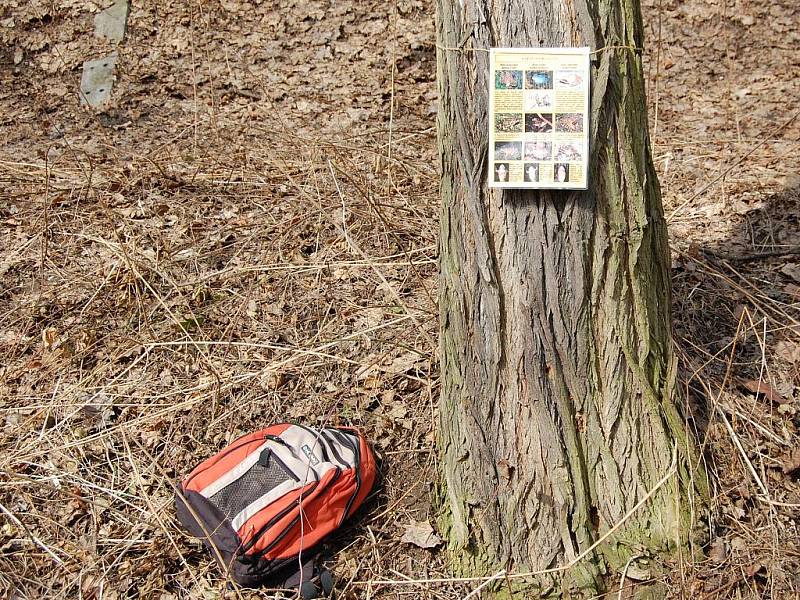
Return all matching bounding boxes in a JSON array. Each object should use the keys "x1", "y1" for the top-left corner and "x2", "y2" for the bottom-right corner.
[{"x1": 436, "y1": 0, "x2": 707, "y2": 595}]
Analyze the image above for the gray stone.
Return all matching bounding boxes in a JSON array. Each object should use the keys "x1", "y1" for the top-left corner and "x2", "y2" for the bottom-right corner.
[
  {"x1": 94, "y1": 0, "x2": 129, "y2": 43},
  {"x1": 80, "y1": 54, "x2": 117, "y2": 108}
]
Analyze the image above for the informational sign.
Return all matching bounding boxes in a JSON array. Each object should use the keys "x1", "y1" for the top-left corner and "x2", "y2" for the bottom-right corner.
[{"x1": 488, "y1": 47, "x2": 590, "y2": 190}]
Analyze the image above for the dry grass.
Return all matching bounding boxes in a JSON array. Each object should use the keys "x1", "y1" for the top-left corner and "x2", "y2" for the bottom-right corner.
[
  {"x1": 1, "y1": 0, "x2": 800, "y2": 598},
  {"x1": 0, "y1": 122, "x2": 445, "y2": 597}
]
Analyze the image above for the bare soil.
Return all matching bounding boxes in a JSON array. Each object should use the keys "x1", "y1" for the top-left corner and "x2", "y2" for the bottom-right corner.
[{"x1": 0, "y1": 0, "x2": 798, "y2": 598}]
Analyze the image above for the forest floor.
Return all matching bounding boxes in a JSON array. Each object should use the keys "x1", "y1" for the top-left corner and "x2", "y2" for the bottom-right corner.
[{"x1": 1, "y1": 0, "x2": 799, "y2": 598}]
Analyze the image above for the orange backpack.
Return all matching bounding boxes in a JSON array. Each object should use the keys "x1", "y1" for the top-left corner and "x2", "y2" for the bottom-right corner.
[{"x1": 176, "y1": 424, "x2": 377, "y2": 593}]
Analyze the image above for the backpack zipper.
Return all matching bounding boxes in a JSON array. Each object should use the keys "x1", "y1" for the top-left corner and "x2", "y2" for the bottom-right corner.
[
  {"x1": 240, "y1": 480, "x2": 320, "y2": 553},
  {"x1": 293, "y1": 423, "x2": 332, "y2": 463},
  {"x1": 332, "y1": 429, "x2": 362, "y2": 523},
  {"x1": 319, "y1": 429, "x2": 349, "y2": 467},
  {"x1": 184, "y1": 434, "x2": 266, "y2": 488},
  {"x1": 259, "y1": 446, "x2": 300, "y2": 482},
  {"x1": 244, "y1": 466, "x2": 342, "y2": 558},
  {"x1": 265, "y1": 434, "x2": 297, "y2": 456},
  {"x1": 256, "y1": 466, "x2": 342, "y2": 559}
]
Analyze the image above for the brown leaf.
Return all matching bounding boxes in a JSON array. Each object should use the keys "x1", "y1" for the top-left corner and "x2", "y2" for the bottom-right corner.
[
  {"x1": 776, "y1": 341, "x2": 800, "y2": 364},
  {"x1": 780, "y1": 263, "x2": 800, "y2": 283},
  {"x1": 41, "y1": 327, "x2": 59, "y2": 350},
  {"x1": 743, "y1": 561, "x2": 764, "y2": 578},
  {"x1": 708, "y1": 538, "x2": 726, "y2": 563},
  {"x1": 387, "y1": 351, "x2": 423, "y2": 375},
  {"x1": 400, "y1": 520, "x2": 443, "y2": 549},
  {"x1": 782, "y1": 448, "x2": 800, "y2": 477},
  {"x1": 742, "y1": 379, "x2": 789, "y2": 405}
]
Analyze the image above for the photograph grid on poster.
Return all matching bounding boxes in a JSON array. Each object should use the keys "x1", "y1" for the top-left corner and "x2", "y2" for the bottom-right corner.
[{"x1": 488, "y1": 47, "x2": 590, "y2": 190}]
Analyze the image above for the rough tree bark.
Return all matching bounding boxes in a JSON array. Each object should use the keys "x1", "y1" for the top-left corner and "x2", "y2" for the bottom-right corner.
[{"x1": 436, "y1": 0, "x2": 707, "y2": 595}]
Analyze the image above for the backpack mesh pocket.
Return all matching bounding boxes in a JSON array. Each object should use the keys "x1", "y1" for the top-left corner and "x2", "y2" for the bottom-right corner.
[{"x1": 209, "y1": 453, "x2": 292, "y2": 520}]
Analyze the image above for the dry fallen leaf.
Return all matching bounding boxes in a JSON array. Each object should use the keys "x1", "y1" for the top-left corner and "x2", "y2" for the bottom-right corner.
[
  {"x1": 624, "y1": 563, "x2": 652, "y2": 581},
  {"x1": 776, "y1": 341, "x2": 800, "y2": 364},
  {"x1": 742, "y1": 379, "x2": 788, "y2": 405},
  {"x1": 388, "y1": 351, "x2": 423, "y2": 375},
  {"x1": 743, "y1": 561, "x2": 764, "y2": 578},
  {"x1": 708, "y1": 538, "x2": 727, "y2": 563},
  {"x1": 400, "y1": 520, "x2": 443, "y2": 549},
  {"x1": 782, "y1": 448, "x2": 800, "y2": 477},
  {"x1": 780, "y1": 263, "x2": 800, "y2": 283},
  {"x1": 41, "y1": 327, "x2": 59, "y2": 350},
  {"x1": 729, "y1": 536, "x2": 747, "y2": 552}
]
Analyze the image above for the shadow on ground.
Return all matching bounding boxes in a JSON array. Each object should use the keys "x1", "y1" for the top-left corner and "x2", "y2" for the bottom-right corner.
[{"x1": 670, "y1": 183, "x2": 800, "y2": 595}]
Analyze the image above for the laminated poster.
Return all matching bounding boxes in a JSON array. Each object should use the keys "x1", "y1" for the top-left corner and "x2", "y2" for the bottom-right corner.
[{"x1": 489, "y1": 47, "x2": 590, "y2": 190}]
